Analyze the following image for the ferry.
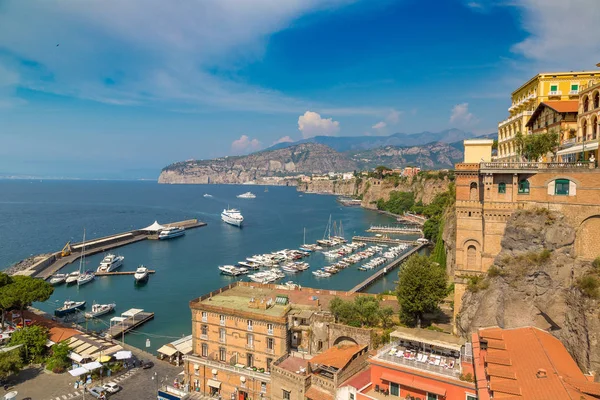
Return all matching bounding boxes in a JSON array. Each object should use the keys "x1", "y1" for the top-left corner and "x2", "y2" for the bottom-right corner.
[
  {"x1": 159, "y1": 226, "x2": 185, "y2": 240},
  {"x1": 97, "y1": 254, "x2": 124, "y2": 273},
  {"x1": 55, "y1": 300, "x2": 86, "y2": 317},
  {"x1": 219, "y1": 265, "x2": 248, "y2": 276},
  {"x1": 134, "y1": 265, "x2": 150, "y2": 283},
  {"x1": 237, "y1": 192, "x2": 256, "y2": 199},
  {"x1": 221, "y1": 208, "x2": 244, "y2": 227},
  {"x1": 85, "y1": 303, "x2": 116, "y2": 319}
]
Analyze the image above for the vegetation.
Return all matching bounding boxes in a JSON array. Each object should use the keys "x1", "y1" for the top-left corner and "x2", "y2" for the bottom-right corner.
[
  {"x1": 423, "y1": 184, "x2": 455, "y2": 269},
  {"x1": 466, "y1": 275, "x2": 489, "y2": 293},
  {"x1": 487, "y1": 265, "x2": 507, "y2": 278},
  {"x1": 0, "y1": 350, "x2": 22, "y2": 379},
  {"x1": 396, "y1": 254, "x2": 448, "y2": 327},
  {"x1": 9, "y1": 325, "x2": 49, "y2": 364},
  {"x1": 592, "y1": 257, "x2": 600, "y2": 273},
  {"x1": 376, "y1": 191, "x2": 415, "y2": 215},
  {"x1": 373, "y1": 165, "x2": 392, "y2": 178},
  {"x1": 576, "y1": 275, "x2": 600, "y2": 299},
  {"x1": 0, "y1": 275, "x2": 53, "y2": 327},
  {"x1": 329, "y1": 296, "x2": 395, "y2": 328},
  {"x1": 46, "y1": 341, "x2": 71, "y2": 373},
  {"x1": 514, "y1": 131, "x2": 560, "y2": 161}
]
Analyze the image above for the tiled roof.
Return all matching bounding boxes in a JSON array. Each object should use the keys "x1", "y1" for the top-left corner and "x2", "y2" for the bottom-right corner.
[
  {"x1": 310, "y1": 344, "x2": 367, "y2": 370},
  {"x1": 305, "y1": 386, "x2": 333, "y2": 400},
  {"x1": 543, "y1": 100, "x2": 579, "y2": 113},
  {"x1": 341, "y1": 367, "x2": 371, "y2": 390}
]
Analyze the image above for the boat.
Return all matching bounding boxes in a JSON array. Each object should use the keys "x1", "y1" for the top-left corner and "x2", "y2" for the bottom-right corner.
[
  {"x1": 54, "y1": 300, "x2": 86, "y2": 317},
  {"x1": 96, "y1": 254, "x2": 124, "y2": 273},
  {"x1": 84, "y1": 303, "x2": 116, "y2": 319},
  {"x1": 264, "y1": 187, "x2": 269, "y2": 192},
  {"x1": 65, "y1": 271, "x2": 80, "y2": 285},
  {"x1": 312, "y1": 270, "x2": 331, "y2": 278},
  {"x1": 134, "y1": 266, "x2": 150, "y2": 283},
  {"x1": 219, "y1": 265, "x2": 247, "y2": 276},
  {"x1": 238, "y1": 261, "x2": 260, "y2": 270},
  {"x1": 159, "y1": 226, "x2": 185, "y2": 240},
  {"x1": 237, "y1": 192, "x2": 256, "y2": 199},
  {"x1": 221, "y1": 208, "x2": 244, "y2": 227},
  {"x1": 203, "y1": 194, "x2": 213, "y2": 198},
  {"x1": 77, "y1": 270, "x2": 95, "y2": 286},
  {"x1": 67, "y1": 229, "x2": 87, "y2": 285},
  {"x1": 284, "y1": 281, "x2": 300, "y2": 289},
  {"x1": 49, "y1": 274, "x2": 67, "y2": 285}
]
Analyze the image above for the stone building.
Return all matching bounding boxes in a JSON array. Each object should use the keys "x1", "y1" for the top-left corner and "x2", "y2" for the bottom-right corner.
[
  {"x1": 524, "y1": 101, "x2": 579, "y2": 161},
  {"x1": 453, "y1": 139, "x2": 600, "y2": 324}
]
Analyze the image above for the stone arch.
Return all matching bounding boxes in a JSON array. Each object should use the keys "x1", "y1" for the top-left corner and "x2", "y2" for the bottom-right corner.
[
  {"x1": 582, "y1": 119, "x2": 589, "y2": 141},
  {"x1": 333, "y1": 336, "x2": 358, "y2": 346},
  {"x1": 461, "y1": 239, "x2": 482, "y2": 272},
  {"x1": 470, "y1": 182, "x2": 478, "y2": 201},
  {"x1": 594, "y1": 90, "x2": 600, "y2": 110},
  {"x1": 584, "y1": 95, "x2": 590, "y2": 113},
  {"x1": 592, "y1": 115, "x2": 598, "y2": 140},
  {"x1": 576, "y1": 216, "x2": 600, "y2": 259}
]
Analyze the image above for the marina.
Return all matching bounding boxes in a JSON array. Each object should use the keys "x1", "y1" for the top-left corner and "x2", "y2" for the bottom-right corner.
[
  {"x1": 107, "y1": 308, "x2": 155, "y2": 339},
  {"x1": 353, "y1": 235, "x2": 418, "y2": 245},
  {"x1": 95, "y1": 269, "x2": 156, "y2": 277},
  {"x1": 367, "y1": 225, "x2": 424, "y2": 235}
]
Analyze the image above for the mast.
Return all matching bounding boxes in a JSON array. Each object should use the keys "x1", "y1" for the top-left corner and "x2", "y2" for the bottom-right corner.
[
  {"x1": 303, "y1": 227, "x2": 306, "y2": 245},
  {"x1": 78, "y1": 229, "x2": 86, "y2": 274},
  {"x1": 340, "y1": 220, "x2": 344, "y2": 239}
]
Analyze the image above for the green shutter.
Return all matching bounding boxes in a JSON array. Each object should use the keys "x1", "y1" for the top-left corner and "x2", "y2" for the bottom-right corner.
[
  {"x1": 498, "y1": 182, "x2": 506, "y2": 194},
  {"x1": 571, "y1": 84, "x2": 578, "y2": 91},
  {"x1": 555, "y1": 179, "x2": 570, "y2": 195},
  {"x1": 550, "y1": 85, "x2": 558, "y2": 91}
]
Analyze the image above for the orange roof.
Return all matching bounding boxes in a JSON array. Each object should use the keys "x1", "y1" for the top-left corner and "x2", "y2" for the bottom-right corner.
[
  {"x1": 305, "y1": 386, "x2": 333, "y2": 400},
  {"x1": 543, "y1": 100, "x2": 579, "y2": 113},
  {"x1": 341, "y1": 367, "x2": 371, "y2": 390},
  {"x1": 310, "y1": 344, "x2": 367, "y2": 370},
  {"x1": 49, "y1": 326, "x2": 80, "y2": 343},
  {"x1": 477, "y1": 327, "x2": 600, "y2": 400}
]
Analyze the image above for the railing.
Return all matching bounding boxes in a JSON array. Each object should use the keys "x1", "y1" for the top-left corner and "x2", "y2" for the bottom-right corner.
[
  {"x1": 375, "y1": 344, "x2": 461, "y2": 379},
  {"x1": 481, "y1": 161, "x2": 592, "y2": 170},
  {"x1": 200, "y1": 334, "x2": 208, "y2": 340},
  {"x1": 185, "y1": 355, "x2": 272, "y2": 381},
  {"x1": 498, "y1": 111, "x2": 533, "y2": 127},
  {"x1": 455, "y1": 163, "x2": 480, "y2": 171},
  {"x1": 548, "y1": 90, "x2": 562, "y2": 96}
]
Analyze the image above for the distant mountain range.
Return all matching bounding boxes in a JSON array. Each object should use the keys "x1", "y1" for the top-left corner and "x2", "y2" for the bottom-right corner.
[{"x1": 267, "y1": 128, "x2": 479, "y2": 152}]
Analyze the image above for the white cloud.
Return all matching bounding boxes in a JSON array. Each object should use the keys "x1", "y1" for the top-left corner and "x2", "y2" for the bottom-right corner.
[
  {"x1": 450, "y1": 103, "x2": 478, "y2": 127},
  {"x1": 298, "y1": 111, "x2": 340, "y2": 139},
  {"x1": 272, "y1": 136, "x2": 294, "y2": 145},
  {"x1": 372, "y1": 121, "x2": 387, "y2": 129},
  {"x1": 231, "y1": 135, "x2": 262, "y2": 155}
]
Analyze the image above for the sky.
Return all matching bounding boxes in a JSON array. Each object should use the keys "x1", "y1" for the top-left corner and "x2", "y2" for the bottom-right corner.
[{"x1": 0, "y1": 0, "x2": 599, "y2": 179}]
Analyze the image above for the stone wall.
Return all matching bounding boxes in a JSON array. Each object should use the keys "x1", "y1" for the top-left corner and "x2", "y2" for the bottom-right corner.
[
  {"x1": 328, "y1": 324, "x2": 373, "y2": 350},
  {"x1": 270, "y1": 363, "x2": 310, "y2": 400}
]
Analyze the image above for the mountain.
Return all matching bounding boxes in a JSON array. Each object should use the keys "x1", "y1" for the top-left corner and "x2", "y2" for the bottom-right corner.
[
  {"x1": 350, "y1": 142, "x2": 463, "y2": 170},
  {"x1": 158, "y1": 143, "x2": 356, "y2": 184},
  {"x1": 268, "y1": 128, "x2": 478, "y2": 152}
]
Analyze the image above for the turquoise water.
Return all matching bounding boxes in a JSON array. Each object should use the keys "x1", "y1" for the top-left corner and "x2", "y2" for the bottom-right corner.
[{"x1": 0, "y1": 180, "x2": 415, "y2": 350}]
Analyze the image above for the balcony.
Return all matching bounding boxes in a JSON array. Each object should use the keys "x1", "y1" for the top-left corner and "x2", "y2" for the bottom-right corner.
[
  {"x1": 247, "y1": 325, "x2": 253, "y2": 332},
  {"x1": 480, "y1": 161, "x2": 592, "y2": 173},
  {"x1": 569, "y1": 90, "x2": 580, "y2": 95},
  {"x1": 185, "y1": 355, "x2": 272, "y2": 381},
  {"x1": 200, "y1": 334, "x2": 208, "y2": 340},
  {"x1": 374, "y1": 343, "x2": 461, "y2": 379},
  {"x1": 220, "y1": 320, "x2": 225, "y2": 326},
  {"x1": 548, "y1": 90, "x2": 562, "y2": 96},
  {"x1": 498, "y1": 111, "x2": 534, "y2": 127},
  {"x1": 267, "y1": 329, "x2": 274, "y2": 336}
]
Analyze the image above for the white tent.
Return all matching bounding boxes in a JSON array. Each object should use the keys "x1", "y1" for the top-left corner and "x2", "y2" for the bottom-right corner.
[
  {"x1": 68, "y1": 367, "x2": 89, "y2": 377},
  {"x1": 140, "y1": 221, "x2": 166, "y2": 232},
  {"x1": 114, "y1": 350, "x2": 132, "y2": 360},
  {"x1": 81, "y1": 361, "x2": 102, "y2": 371}
]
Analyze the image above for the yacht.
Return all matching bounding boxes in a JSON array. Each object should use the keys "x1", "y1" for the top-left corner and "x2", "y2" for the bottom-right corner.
[
  {"x1": 158, "y1": 227, "x2": 185, "y2": 240},
  {"x1": 134, "y1": 266, "x2": 150, "y2": 283},
  {"x1": 203, "y1": 194, "x2": 213, "y2": 198},
  {"x1": 55, "y1": 300, "x2": 86, "y2": 317},
  {"x1": 238, "y1": 261, "x2": 261, "y2": 270},
  {"x1": 49, "y1": 274, "x2": 67, "y2": 285},
  {"x1": 84, "y1": 303, "x2": 116, "y2": 319},
  {"x1": 221, "y1": 208, "x2": 244, "y2": 227},
  {"x1": 65, "y1": 271, "x2": 80, "y2": 285},
  {"x1": 237, "y1": 192, "x2": 256, "y2": 199},
  {"x1": 219, "y1": 265, "x2": 248, "y2": 276},
  {"x1": 96, "y1": 254, "x2": 124, "y2": 273},
  {"x1": 77, "y1": 271, "x2": 95, "y2": 286}
]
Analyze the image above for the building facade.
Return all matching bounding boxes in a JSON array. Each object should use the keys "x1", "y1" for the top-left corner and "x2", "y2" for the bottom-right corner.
[
  {"x1": 525, "y1": 101, "x2": 579, "y2": 162},
  {"x1": 497, "y1": 71, "x2": 599, "y2": 161}
]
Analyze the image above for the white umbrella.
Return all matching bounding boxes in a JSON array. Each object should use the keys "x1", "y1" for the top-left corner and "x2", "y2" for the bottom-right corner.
[
  {"x1": 68, "y1": 367, "x2": 88, "y2": 377},
  {"x1": 114, "y1": 350, "x2": 132, "y2": 360}
]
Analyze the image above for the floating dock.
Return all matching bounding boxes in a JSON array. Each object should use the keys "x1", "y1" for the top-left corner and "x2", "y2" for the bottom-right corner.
[
  {"x1": 349, "y1": 243, "x2": 426, "y2": 293},
  {"x1": 107, "y1": 309, "x2": 154, "y2": 339},
  {"x1": 352, "y1": 235, "x2": 417, "y2": 245},
  {"x1": 95, "y1": 270, "x2": 156, "y2": 277}
]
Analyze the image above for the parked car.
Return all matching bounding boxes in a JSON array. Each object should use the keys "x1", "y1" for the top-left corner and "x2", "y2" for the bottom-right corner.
[
  {"x1": 142, "y1": 361, "x2": 154, "y2": 369},
  {"x1": 87, "y1": 386, "x2": 107, "y2": 398},
  {"x1": 102, "y1": 382, "x2": 120, "y2": 394}
]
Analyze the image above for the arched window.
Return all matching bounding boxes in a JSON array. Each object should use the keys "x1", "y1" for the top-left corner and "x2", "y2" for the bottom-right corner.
[
  {"x1": 594, "y1": 91, "x2": 600, "y2": 109},
  {"x1": 498, "y1": 182, "x2": 506, "y2": 194},
  {"x1": 582, "y1": 119, "x2": 588, "y2": 141},
  {"x1": 593, "y1": 116, "x2": 598, "y2": 140},
  {"x1": 555, "y1": 179, "x2": 570, "y2": 195},
  {"x1": 584, "y1": 96, "x2": 589, "y2": 113},
  {"x1": 467, "y1": 245, "x2": 477, "y2": 270},
  {"x1": 470, "y1": 182, "x2": 478, "y2": 201},
  {"x1": 518, "y1": 180, "x2": 530, "y2": 194}
]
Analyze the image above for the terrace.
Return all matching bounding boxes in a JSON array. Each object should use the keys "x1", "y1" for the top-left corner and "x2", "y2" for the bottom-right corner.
[{"x1": 479, "y1": 161, "x2": 593, "y2": 173}]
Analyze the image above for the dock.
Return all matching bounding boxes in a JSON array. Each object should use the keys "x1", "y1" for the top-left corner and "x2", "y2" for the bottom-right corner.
[
  {"x1": 352, "y1": 236, "x2": 417, "y2": 245},
  {"x1": 107, "y1": 309, "x2": 154, "y2": 339},
  {"x1": 95, "y1": 270, "x2": 156, "y2": 277},
  {"x1": 349, "y1": 243, "x2": 426, "y2": 293},
  {"x1": 366, "y1": 225, "x2": 423, "y2": 235}
]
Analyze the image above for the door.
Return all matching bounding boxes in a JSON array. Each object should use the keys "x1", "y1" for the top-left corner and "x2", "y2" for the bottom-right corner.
[{"x1": 390, "y1": 382, "x2": 399, "y2": 396}]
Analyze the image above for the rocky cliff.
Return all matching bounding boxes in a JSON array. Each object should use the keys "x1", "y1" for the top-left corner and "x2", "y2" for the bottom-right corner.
[
  {"x1": 457, "y1": 209, "x2": 600, "y2": 375},
  {"x1": 158, "y1": 143, "x2": 356, "y2": 184},
  {"x1": 350, "y1": 142, "x2": 463, "y2": 170}
]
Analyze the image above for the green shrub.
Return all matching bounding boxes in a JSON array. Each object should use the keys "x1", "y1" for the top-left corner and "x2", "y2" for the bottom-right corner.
[
  {"x1": 576, "y1": 275, "x2": 600, "y2": 298},
  {"x1": 592, "y1": 257, "x2": 600, "y2": 272},
  {"x1": 466, "y1": 275, "x2": 489, "y2": 293},
  {"x1": 487, "y1": 265, "x2": 506, "y2": 278}
]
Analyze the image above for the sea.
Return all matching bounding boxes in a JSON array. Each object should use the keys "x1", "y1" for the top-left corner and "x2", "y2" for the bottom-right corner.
[{"x1": 0, "y1": 180, "x2": 419, "y2": 351}]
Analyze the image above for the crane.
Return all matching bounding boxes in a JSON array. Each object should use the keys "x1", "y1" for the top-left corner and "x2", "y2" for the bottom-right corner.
[{"x1": 61, "y1": 242, "x2": 72, "y2": 257}]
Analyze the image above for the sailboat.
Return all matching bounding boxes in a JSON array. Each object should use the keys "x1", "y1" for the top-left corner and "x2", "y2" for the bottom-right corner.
[
  {"x1": 299, "y1": 227, "x2": 312, "y2": 252},
  {"x1": 76, "y1": 230, "x2": 95, "y2": 286},
  {"x1": 66, "y1": 230, "x2": 86, "y2": 285},
  {"x1": 317, "y1": 215, "x2": 335, "y2": 247}
]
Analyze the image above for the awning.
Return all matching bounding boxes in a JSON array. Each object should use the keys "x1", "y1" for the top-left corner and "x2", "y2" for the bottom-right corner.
[
  {"x1": 97, "y1": 355, "x2": 112, "y2": 363},
  {"x1": 114, "y1": 350, "x2": 132, "y2": 360},
  {"x1": 157, "y1": 345, "x2": 178, "y2": 357},
  {"x1": 141, "y1": 221, "x2": 166, "y2": 232},
  {"x1": 69, "y1": 352, "x2": 85, "y2": 363},
  {"x1": 81, "y1": 361, "x2": 102, "y2": 371},
  {"x1": 207, "y1": 379, "x2": 221, "y2": 389},
  {"x1": 556, "y1": 142, "x2": 599, "y2": 156},
  {"x1": 380, "y1": 374, "x2": 446, "y2": 397},
  {"x1": 68, "y1": 367, "x2": 88, "y2": 377},
  {"x1": 390, "y1": 327, "x2": 464, "y2": 352}
]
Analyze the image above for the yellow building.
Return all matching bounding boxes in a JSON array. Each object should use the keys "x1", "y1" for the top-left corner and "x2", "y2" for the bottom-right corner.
[
  {"x1": 497, "y1": 71, "x2": 599, "y2": 161},
  {"x1": 463, "y1": 139, "x2": 493, "y2": 163}
]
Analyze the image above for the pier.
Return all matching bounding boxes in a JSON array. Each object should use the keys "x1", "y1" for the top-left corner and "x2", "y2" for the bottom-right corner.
[
  {"x1": 367, "y1": 225, "x2": 423, "y2": 235},
  {"x1": 95, "y1": 270, "x2": 156, "y2": 277},
  {"x1": 352, "y1": 235, "x2": 416, "y2": 245},
  {"x1": 27, "y1": 219, "x2": 206, "y2": 279},
  {"x1": 349, "y1": 243, "x2": 426, "y2": 293},
  {"x1": 107, "y1": 309, "x2": 154, "y2": 339}
]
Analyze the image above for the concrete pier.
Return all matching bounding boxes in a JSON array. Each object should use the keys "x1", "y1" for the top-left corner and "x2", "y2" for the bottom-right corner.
[
  {"x1": 95, "y1": 270, "x2": 156, "y2": 277},
  {"x1": 107, "y1": 309, "x2": 155, "y2": 339},
  {"x1": 352, "y1": 235, "x2": 417, "y2": 245}
]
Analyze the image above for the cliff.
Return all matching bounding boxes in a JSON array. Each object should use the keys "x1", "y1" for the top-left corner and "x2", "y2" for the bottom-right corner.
[
  {"x1": 158, "y1": 143, "x2": 356, "y2": 184},
  {"x1": 456, "y1": 209, "x2": 600, "y2": 375},
  {"x1": 350, "y1": 142, "x2": 463, "y2": 170}
]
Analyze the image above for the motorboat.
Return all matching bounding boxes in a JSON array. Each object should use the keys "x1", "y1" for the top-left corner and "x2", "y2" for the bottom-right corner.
[
  {"x1": 284, "y1": 281, "x2": 300, "y2": 289},
  {"x1": 134, "y1": 266, "x2": 150, "y2": 283},
  {"x1": 77, "y1": 270, "x2": 95, "y2": 286},
  {"x1": 219, "y1": 265, "x2": 247, "y2": 276},
  {"x1": 49, "y1": 274, "x2": 67, "y2": 285},
  {"x1": 85, "y1": 303, "x2": 116, "y2": 319},
  {"x1": 55, "y1": 300, "x2": 86, "y2": 317},
  {"x1": 312, "y1": 270, "x2": 331, "y2": 278},
  {"x1": 65, "y1": 271, "x2": 80, "y2": 285},
  {"x1": 221, "y1": 208, "x2": 244, "y2": 227},
  {"x1": 97, "y1": 254, "x2": 124, "y2": 273},
  {"x1": 203, "y1": 194, "x2": 213, "y2": 198},
  {"x1": 237, "y1": 192, "x2": 256, "y2": 199},
  {"x1": 238, "y1": 261, "x2": 261, "y2": 270},
  {"x1": 158, "y1": 226, "x2": 185, "y2": 240}
]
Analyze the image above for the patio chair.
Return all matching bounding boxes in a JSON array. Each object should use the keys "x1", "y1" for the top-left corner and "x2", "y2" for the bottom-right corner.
[{"x1": 375, "y1": 384, "x2": 380, "y2": 393}]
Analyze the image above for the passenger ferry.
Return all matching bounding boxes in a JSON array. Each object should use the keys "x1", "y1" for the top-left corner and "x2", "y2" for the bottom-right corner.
[
  {"x1": 97, "y1": 254, "x2": 125, "y2": 273},
  {"x1": 221, "y1": 208, "x2": 244, "y2": 227},
  {"x1": 158, "y1": 226, "x2": 185, "y2": 240},
  {"x1": 237, "y1": 192, "x2": 256, "y2": 199}
]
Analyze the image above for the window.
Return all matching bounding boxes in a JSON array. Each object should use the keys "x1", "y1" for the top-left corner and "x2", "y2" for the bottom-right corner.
[
  {"x1": 427, "y1": 394, "x2": 438, "y2": 400},
  {"x1": 390, "y1": 382, "x2": 399, "y2": 396},
  {"x1": 349, "y1": 394, "x2": 355, "y2": 400},
  {"x1": 267, "y1": 337, "x2": 274, "y2": 351},
  {"x1": 571, "y1": 84, "x2": 579, "y2": 91},
  {"x1": 267, "y1": 358, "x2": 273, "y2": 372},
  {"x1": 283, "y1": 390, "x2": 291, "y2": 400},
  {"x1": 261, "y1": 382, "x2": 267, "y2": 393},
  {"x1": 201, "y1": 325, "x2": 208, "y2": 338},
  {"x1": 219, "y1": 328, "x2": 226, "y2": 343},
  {"x1": 267, "y1": 323, "x2": 274, "y2": 335},
  {"x1": 466, "y1": 395, "x2": 477, "y2": 400},
  {"x1": 219, "y1": 347, "x2": 226, "y2": 362},
  {"x1": 219, "y1": 315, "x2": 225, "y2": 326},
  {"x1": 550, "y1": 84, "x2": 558, "y2": 92},
  {"x1": 555, "y1": 179, "x2": 570, "y2": 195},
  {"x1": 201, "y1": 343, "x2": 208, "y2": 357},
  {"x1": 498, "y1": 182, "x2": 506, "y2": 194},
  {"x1": 518, "y1": 180, "x2": 530, "y2": 194},
  {"x1": 247, "y1": 333, "x2": 254, "y2": 348},
  {"x1": 247, "y1": 353, "x2": 254, "y2": 368},
  {"x1": 317, "y1": 341, "x2": 323, "y2": 351},
  {"x1": 201, "y1": 312, "x2": 207, "y2": 322},
  {"x1": 247, "y1": 320, "x2": 253, "y2": 331}
]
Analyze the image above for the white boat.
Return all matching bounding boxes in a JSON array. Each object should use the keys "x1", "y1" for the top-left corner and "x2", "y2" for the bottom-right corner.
[
  {"x1": 55, "y1": 300, "x2": 86, "y2": 317},
  {"x1": 159, "y1": 226, "x2": 185, "y2": 240},
  {"x1": 68, "y1": 229, "x2": 87, "y2": 285},
  {"x1": 96, "y1": 254, "x2": 124, "y2": 273},
  {"x1": 237, "y1": 192, "x2": 256, "y2": 199},
  {"x1": 312, "y1": 270, "x2": 331, "y2": 278},
  {"x1": 84, "y1": 303, "x2": 116, "y2": 319},
  {"x1": 134, "y1": 266, "x2": 150, "y2": 283},
  {"x1": 222, "y1": 208, "x2": 244, "y2": 227},
  {"x1": 49, "y1": 274, "x2": 67, "y2": 285},
  {"x1": 77, "y1": 270, "x2": 95, "y2": 286},
  {"x1": 65, "y1": 271, "x2": 80, "y2": 285},
  {"x1": 219, "y1": 265, "x2": 247, "y2": 276},
  {"x1": 203, "y1": 194, "x2": 213, "y2": 198},
  {"x1": 238, "y1": 261, "x2": 260, "y2": 270},
  {"x1": 284, "y1": 281, "x2": 300, "y2": 289}
]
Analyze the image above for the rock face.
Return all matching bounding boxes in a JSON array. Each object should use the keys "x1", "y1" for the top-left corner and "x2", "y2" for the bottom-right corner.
[
  {"x1": 158, "y1": 143, "x2": 356, "y2": 184},
  {"x1": 457, "y1": 209, "x2": 600, "y2": 375},
  {"x1": 350, "y1": 142, "x2": 463, "y2": 170}
]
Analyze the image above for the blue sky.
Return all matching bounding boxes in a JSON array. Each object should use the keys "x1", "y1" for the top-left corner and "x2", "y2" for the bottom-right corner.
[{"x1": 0, "y1": 0, "x2": 598, "y2": 179}]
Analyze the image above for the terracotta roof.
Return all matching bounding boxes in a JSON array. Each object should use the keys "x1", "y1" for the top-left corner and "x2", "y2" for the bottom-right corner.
[
  {"x1": 543, "y1": 100, "x2": 580, "y2": 113},
  {"x1": 310, "y1": 344, "x2": 367, "y2": 370},
  {"x1": 486, "y1": 339, "x2": 506, "y2": 350},
  {"x1": 341, "y1": 367, "x2": 371, "y2": 390},
  {"x1": 478, "y1": 327, "x2": 599, "y2": 400},
  {"x1": 305, "y1": 386, "x2": 333, "y2": 400},
  {"x1": 48, "y1": 327, "x2": 80, "y2": 343},
  {"x1": 278, "y1": 356, "x2": 309, "y2": 374}
]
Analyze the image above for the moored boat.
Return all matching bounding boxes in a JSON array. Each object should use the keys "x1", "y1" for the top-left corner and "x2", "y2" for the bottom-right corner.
[
  {"x1": 237, "y1": 192, "x2": 256, "y2": 199},
  {"x1": 77, "y1": 270, "x2": 95, "y2": 286},
  {"x1": 49, "y1": 274, "x2": 67, "y2": 285},
  {"x1": 55, "y1": 300, "x2": 86, "y2": 317},
  {"x1": 219, "y1": 265, "x2": 247, "y2": 276},
  {"x1": 97, "y1": 254, "x2": 124, "y2": 273},
  {"x1": 84, "y1": 303, "x2": 116, "y2": 319},
  {"x1": 65, "y1": 271, "x2": 80, "y2": 285},
  {"x1": 134, "y1": 266, "x2": 150, "y2": 283},
  {"x1": 158, "y1": 226, "x2": 185, "y2": 240}
]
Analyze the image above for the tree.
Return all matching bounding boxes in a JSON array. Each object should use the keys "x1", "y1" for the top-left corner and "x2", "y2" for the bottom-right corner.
[
  {"x1": 397, "y1": 254, "x2": 448, "y2": 327},
  {"x1": 0, "y1": 273, "x2": 14, "y2": 327},
  {"x1": 9, "y1": 276, "x2": 54, "y2": 325},
  {"x1": 516, "y1": 131, "x2": 560, "y2": 161},
  {"x1": 46, "y1": 341, "x2": 71, "y2": 373},
  {"x1": 0, "y1": 349, "x2": 22, "y2": 378},
  {"x1": 378, "y1": 307, "x2": 395, "y2": 329},
  {"x1": 9, "y1": 325, "x2": 49, "y2": 363},
  {"x1": 329, "y1": 296, "x2": 392, "y2": 328}
]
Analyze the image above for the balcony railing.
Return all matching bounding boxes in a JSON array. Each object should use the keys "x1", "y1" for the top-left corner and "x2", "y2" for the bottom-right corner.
[
  {"x1": 185, "y1": 355, "x2": 272, "y2": 381},
  {"x1": 498, "y1": 111, "x2": 534, "y2": 127},
  {"x1": 375, "y1": 344, "x2": 461, "y2": 379},
  {"x1": 548, "y1": 90, "x2": 562, "y2": 96},
  {"x1": 569, "y1": 90, "x2": 579, "y2": 95},
  {"x1": 200, "y1": 334, "x2": 208, "y2": 340},
  {"x1": 267, "y1": 329, "x2": 274, "y2": 336},
  {"x1": 481, "y1": 161, "x2": 591, "y2": 170}
]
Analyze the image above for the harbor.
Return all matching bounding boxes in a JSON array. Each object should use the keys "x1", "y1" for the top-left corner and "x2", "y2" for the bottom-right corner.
[
  {"x1": 367, "y1": 225, "x2": 424, "y2": 235},
  {"x1": 107, "y1": 308, "x2": 155, "y2": 339},
  {"x1": 95, "y1": 269, "x2": 156, "y2": 277},
  {"x1": 352, "y1": 235, "x2": 418, "y2": 245}
]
